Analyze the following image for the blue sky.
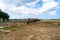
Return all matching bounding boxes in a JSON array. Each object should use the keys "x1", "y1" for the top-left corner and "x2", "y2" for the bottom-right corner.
[{"x1": 0, "y1": 0, "x2": 60, "y2": 19}]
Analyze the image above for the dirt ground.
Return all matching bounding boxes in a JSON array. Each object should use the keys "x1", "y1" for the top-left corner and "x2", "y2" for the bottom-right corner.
[{"x1": 2, "y1": 22, "x2": 60, "y2": 40}]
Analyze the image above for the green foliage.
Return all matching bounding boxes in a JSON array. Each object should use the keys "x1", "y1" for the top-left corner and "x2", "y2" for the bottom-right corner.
[
  {"x1": 0, "y1": 9, "x2": 9, "y2": 22},
  {"x1": 2, "y1": 24, "x2": 26, "y2": 31}
]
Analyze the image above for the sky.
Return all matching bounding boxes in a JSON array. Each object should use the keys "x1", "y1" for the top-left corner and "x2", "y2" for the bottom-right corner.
[{"x1": 0, "y1": 0, "x2": 60, "y2": 19}]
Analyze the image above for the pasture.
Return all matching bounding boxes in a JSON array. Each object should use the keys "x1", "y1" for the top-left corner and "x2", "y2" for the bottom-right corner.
[{"x1": 0, "y1": 19, "x2": 60, "y2": 40}]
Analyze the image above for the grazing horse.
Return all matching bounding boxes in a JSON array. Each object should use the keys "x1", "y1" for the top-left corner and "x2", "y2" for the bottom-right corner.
[{"x1": 26, "y1": 18, "x2": 40, "y2": 24}]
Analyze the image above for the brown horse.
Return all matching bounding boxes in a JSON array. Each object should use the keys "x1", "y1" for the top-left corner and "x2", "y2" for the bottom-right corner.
[{"x1": 26, "y1": 18, "x2": 40, "y2": 24}]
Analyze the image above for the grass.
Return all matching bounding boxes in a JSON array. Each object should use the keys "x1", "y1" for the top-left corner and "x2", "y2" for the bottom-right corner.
[
  {"x1": 2, "y1": 24, "x2": 26, "y2": 31},
  {"x1": 0, "y1": 22, "x2": 5, "y2": 24},
  {"x1": 40, "y1": 20, "x2": 60, "y2": 23},
  {"x1": 0, "y1": 20, "x2": 60, "y2": 33}
]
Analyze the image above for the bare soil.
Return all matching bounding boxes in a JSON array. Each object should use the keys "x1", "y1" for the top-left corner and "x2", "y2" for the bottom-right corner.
[{"x1": 2, "y1": 22, "x2": 60, "y2": 40}]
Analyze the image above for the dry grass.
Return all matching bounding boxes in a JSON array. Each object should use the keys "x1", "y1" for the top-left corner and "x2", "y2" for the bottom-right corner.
[
  {"x1": 40, "y1": 20, "x2": 60, "y2": 23},
  {"x1": 0, "y1": 20, "x2": 60, "y2": 40}
]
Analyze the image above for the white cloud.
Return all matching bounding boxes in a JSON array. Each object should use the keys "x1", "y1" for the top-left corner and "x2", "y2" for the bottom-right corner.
[
  {"x1": 0, "y1": 1, "x2": 15, "y2": 11},
  {"x1": 0, "y1": 0, "x2": 36, "y2": 6},
  {"x1": 43, "y1": 0, "x2": 53, "y2": 2},
  {"x1": 49, "y1": 11, "x2": 57, "y2": 15},
  {"x1": 26, "y1": 0, "x2": 40, "y2": 7},
  {"x1": 10, "y1": 0, "x2": 58, "y2": 16},
  {"x1": 0, "y1": 0, "x2": 59, "y2": 19},
  {"x1": 41, "y1": 2, "x2": 58, "y2": 10},
  {"x1": 30, "y1": 1, "x2": 58, "y2": 15},
  {"x1": 12, "y1": 0, "x2": 60, "y2": 19},
  {"x1": 0, "y1": 1, "x2": 6, "y2": 9}
]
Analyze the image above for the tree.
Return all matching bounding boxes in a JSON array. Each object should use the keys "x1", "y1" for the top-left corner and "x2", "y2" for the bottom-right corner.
[{"x1": 0, "y1": 9, "x2": 9, "y2": 22}]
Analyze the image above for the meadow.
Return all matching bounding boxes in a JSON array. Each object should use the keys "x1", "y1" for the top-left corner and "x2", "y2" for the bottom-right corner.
[{"x1": 0, "y1": 19, "x2": 60, "y2": 40}]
